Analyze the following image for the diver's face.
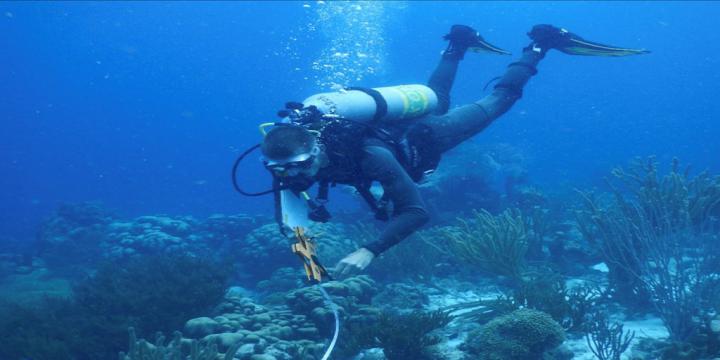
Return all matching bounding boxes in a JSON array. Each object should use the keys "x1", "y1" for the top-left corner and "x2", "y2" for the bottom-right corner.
[
  {"x1": 265, "y1": 147, "x2": 322, "y2": 178},
  {"x1": 299, "y1": 155, "x2": 322, "y2": 177}
]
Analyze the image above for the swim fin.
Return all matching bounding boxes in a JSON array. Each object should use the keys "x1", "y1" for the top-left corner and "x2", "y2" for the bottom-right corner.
[
  {"x1": 444, "y1": 24, "x2": 511, "y2": 57},
  {"x1": 468, "y1": 37, "x2": 512, "y2": 56},
  {"x1": 528, "y1": 24, "x2": 650, "y2": 57}
]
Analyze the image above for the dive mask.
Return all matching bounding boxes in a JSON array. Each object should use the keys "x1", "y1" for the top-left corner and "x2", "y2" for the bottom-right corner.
[
  {"x1": 264, "y1": 149, "x2": 318, "y2": 177},
  {"x1": 265, "y1": 157, "x2": 315, "y2": 177}
]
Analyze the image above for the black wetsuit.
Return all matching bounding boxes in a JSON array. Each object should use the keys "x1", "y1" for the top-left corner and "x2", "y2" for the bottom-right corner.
[{"x1": 322, "y1": 47, "x2": 544, "y2": 256}]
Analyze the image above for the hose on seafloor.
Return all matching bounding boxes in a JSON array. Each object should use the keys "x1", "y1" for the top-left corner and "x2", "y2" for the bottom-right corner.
[{"x1": 317, "y1": 285, "x2": 340, "y2": 360}]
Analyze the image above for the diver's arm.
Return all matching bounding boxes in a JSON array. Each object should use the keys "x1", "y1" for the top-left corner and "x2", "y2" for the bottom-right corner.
[{"x1": 359, "y1": 145, "x2": 430, "y2": 255}]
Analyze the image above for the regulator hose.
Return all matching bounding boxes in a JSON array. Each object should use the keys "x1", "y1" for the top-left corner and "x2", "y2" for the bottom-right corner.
[
  {"x1": 231, "y1": 143, "x2": 277, "y2": 197},
  {"x1": 318, "y1": 285, "x2": 340, "y2": 360}
]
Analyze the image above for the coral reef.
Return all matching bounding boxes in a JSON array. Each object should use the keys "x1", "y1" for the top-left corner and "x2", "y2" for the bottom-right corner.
[
  {"x1": 463, "y1": 308, "x2": 566, "y2": 360},
  {"x1": 0, "y1": 252, "x2": 41, "y2": 278},
  {"x1": 181, "y1": 276, "x2": 379, "y2": 360},
  {"x1": 119, "y1": 327, "x2": 240, "y2": 360},
  {"x1": 0, "y1": 297, "x2": 81, "y2": 360},
  {"x1": 36, "y1": 204, "x2": 261, "y2": 272},
  {"x1": 37, "y1": 202, "x2": 113, "y2": 268},
  {"x1": 232, "y1": 223, "x2": 298, "y2": 280},
  {"x1": 443, "y1": 209, "x2": 528, "y2": 281},
  {"x1": 577, "y1": 158, "x2": 720, "y2": 342},
  {"x1": 585, "y1": 310, "x2": 635, "y2": 360},
  {"x1": 445, "y1": 272, "x2": 602, "y2": 336},
  {"x1": 102, "y1": 215, "x2": 201, "y2": 259},
  {"x1": 515, "y1": 272, "x2": 604, "y2": 333},
  {"x1": 338, "y1": 310, "x2": 452, "y2": 360},
  {"x1": 232, "y1": 222, "x2": 359, "y2": 282},
  {"x1": 284, "y1": 275, "x2": 379, "y2": 335},
  {"x1": 74, "y1": 254, "x2": 231, "y2": 337},
  {"x1": 0, "y1": 254, "x2": 230, "y2": 360},
  {"x1": 372, "y1": 282, "x2": 429, "y2": 311},
  {"x1": 372, "y1": 310, "x2": 451, "y2": 360},
  {"x1": 16, "y1": 156, "x2": 720, "y2": 360},
  {"x1": 256, "y1": 267, "x2": 304, "y2": 303},
  {"x1": 202, "y1": 213, "x2": 261, "y2": 249}
]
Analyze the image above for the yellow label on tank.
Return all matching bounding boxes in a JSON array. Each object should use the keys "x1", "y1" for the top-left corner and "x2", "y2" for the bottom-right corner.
[{"x1": 395, "y1": 85, "x2": 429, "y2": 118}]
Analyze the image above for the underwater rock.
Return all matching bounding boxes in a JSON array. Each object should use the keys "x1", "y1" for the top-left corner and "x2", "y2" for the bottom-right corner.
[{"x1": 184, "y1": 316, "x2": 224, "y2": 337}]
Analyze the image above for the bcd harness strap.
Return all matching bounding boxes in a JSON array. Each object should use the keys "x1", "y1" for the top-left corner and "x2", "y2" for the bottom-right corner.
[{"x1": 346, "y1": 87, "x2": 388, "y2": 122}]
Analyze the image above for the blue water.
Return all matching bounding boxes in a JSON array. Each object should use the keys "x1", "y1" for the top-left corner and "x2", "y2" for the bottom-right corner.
[{"x1": 1, "y1": 1, "x2": 718, "y2": 242}]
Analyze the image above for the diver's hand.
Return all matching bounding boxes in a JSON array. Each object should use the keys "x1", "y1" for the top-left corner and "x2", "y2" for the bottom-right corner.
[{"x1": 334, "y1": 248, "x2": 375, "y2": 278}]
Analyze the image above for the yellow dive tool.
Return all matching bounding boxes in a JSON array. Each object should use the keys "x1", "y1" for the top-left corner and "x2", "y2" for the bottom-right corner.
[{"x1": 291, "y1": 227, "x2": 331, "y2": 283}]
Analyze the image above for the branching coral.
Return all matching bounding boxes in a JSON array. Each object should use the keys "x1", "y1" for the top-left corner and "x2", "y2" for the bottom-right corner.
[
  {"x1": 339, "y1": 310, "x2": 452, "y2": 360},
  {"x1": 523, "y1": 206, "x2": 551, "y2": 260},
  {"x1": 577, "y1": 157, "x2": 720, "y2": 342},
  {"x1": 444, "y1": 209, "x2": 528, "y2": 280},
  {"x1": 119, "y1": 327, "x2": 239, "y2": 360},
  {"x1": 609, "y1": 157, "x2": 720, "y2": 229},
  {"x1": 585, "y1": 311, "x2": 635, "y2": 360}
]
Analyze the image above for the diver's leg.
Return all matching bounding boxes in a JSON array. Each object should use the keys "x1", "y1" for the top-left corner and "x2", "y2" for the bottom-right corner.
[
  {"x1": 423, "y1": 47, "x2": 544, "y2": 153},
  {"x1": 427, "y1": 27, "x2": 468, "y2": 116},
  {"x1": 427, "y1": 25, "x2": 509, "y2": 115},
  {"x1": 427, "y1": 53, "x2": 461, "y2": 115},
  {"x1": 422, "y1": 24, "x2": 647, "y2": 153}
]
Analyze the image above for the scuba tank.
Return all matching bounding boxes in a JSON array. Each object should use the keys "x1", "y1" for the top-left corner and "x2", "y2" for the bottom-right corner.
[{"x1": 301, "y1": 84, "x2": 438, "y2": 123}]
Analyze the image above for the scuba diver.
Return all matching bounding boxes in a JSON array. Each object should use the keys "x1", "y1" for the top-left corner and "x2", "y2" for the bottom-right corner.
[{"x1": 235, "y1": 24, "x2": 648, "y2": 278}]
